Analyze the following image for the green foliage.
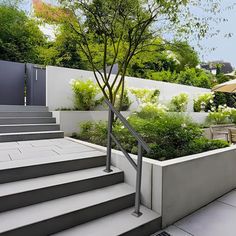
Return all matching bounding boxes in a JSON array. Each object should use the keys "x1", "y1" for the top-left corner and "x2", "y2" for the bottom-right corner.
[
  {"x1": 38, "y1": 26, "x2": 88, "y2": 69},
  {"x1": 213, "y1": 92, "x2": 236, "y2": 109},
  {"x1": 194, "y1": 93, "x2": 214, "y2": 112},
  {"x1": 114, "y1": 88, "x2": 132, "y2": 111},
  {"x1": 77, "y1": 106, "x2": 229, "y2": 161},
  {"x1": 148, "y1": 70, "x2": 177, "y2": 83},
  {"x1": 176, "y1": 68, "x2": 213, "y2": 88},
  {"x1": 129, "y1": 88, "x2": 160, "y2": 104},
  {"x1": 207, "y1": 112, "x2": 229, "y2": 124},
  {"x1": 136, "y1": 103, "x2": 168, "y2": 120},
  {"x1": 71, "y1": 79, "x2": 102, "y2": 110},
  {"x1": 0, "y1": 5, "x2": 46, "y2": 63},
  {"x1": 169, "y1": 93, "x2": 189, "y2": 112},
  {"x1": 188, "y1": 138, "x2": 229, "y2": 154}
]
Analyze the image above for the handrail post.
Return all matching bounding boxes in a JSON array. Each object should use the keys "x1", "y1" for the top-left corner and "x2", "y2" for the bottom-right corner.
[
  {"x1": 104, "y1": 107, "x2": 113, "y2": 173},
  {"x1": 132, "y1": 142, "x2": 143, "y2": 217}
]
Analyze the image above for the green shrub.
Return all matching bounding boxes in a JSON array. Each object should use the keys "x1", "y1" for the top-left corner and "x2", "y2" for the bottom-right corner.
[
  {"x1": 187, "y1": 137, "x2": 229, "y2": 154},
  {"x1": 136, "y1": 103, "x2": 168, "y2": 119},
  {"x1": 114, "y1": 88, "x2": 132, "y2": 111},
  {"x1": 176, "y1": 68, "x2": 213, "y2": 88},
  {"x1": 194, "y1": 93, "x2": 214, "y2": 112},
  {"x1": 206, "y1": 111, "x2": 229, "y2": 124},
  {"x1": 77, "y1": 107, "x2": 229, "y2": 161},
  {"x1": 129, "y1": 88, "x2": 160, "y2": 104},
  {"x1": 70, "y1": 79, "x2": 102, "y2": 110},
  {"x1": 148, "y1": 70, "x2": 177, "y2": 83},
  {"x1": 169, "y1": 93, "x2": 189, "y2": 112}
]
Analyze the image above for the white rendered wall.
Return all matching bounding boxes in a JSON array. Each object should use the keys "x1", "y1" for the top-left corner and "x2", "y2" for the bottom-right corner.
[{"x1": 46, "y1": 65, "x2": 210, "y2": 111}]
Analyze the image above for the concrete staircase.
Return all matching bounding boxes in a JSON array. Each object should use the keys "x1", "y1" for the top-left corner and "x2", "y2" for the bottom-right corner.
[
  {"x1": 0, "y1": 147, "x2": 161, "y2": 235},
  {"x1": 0, "y1": 105, "x2": 64, "y2": 142}
]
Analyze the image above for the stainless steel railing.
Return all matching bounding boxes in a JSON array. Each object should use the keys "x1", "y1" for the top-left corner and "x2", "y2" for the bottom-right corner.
[{"x1": 104, "y1": 99, "x2": 151, "y2": 217}]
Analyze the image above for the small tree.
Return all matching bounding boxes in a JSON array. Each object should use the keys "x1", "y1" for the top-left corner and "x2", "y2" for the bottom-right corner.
[{"x1": 33, "y1": 0, "x2": 228, "y2": 109}]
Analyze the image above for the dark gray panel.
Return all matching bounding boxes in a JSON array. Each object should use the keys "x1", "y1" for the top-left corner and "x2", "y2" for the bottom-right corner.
[
  {"x1": 26, "y1": 64, "x2": 46, "y2": 106},
  {"x1": 0, "y1": 60, "x2": 25, "y2": 105}
]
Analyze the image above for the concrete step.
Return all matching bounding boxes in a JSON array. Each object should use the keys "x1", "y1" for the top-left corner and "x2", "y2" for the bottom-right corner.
[
  {"x1": 0, "y1": 166, "x2": 124, "y2": 212},
  {"x1": 0, "y1": 150, "x2": 106, "y2": 183},
  {"x1": 0, "y1": 105, "x2": 48, "y2": 112},
  {"x1": 0, "y1": 112, "x2": 52, "y2": 117},
  {"x1": 0, "y1": 130, "x2": 64, "y2": 143},
  {"x1": 0, "y1": 117, "x2": 56, "y2": 125},
  {"x1": 53, "y1": 206, "x2": 161, "y2": 236},
  {"x1": 0, "y1": 183, "x2": 135, "y2": 236},
  {"x1": 0, "y1": 124, "x2": 60, "y2": 133}
]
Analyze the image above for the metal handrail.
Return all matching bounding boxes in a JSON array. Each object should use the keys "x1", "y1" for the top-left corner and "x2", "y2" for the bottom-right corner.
[{"x1": 104, "y1": 99, "x2": 151, "y2": 217}]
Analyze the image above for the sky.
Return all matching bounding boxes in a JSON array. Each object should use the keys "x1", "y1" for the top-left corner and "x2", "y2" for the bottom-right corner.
[{"x1": 22, "y1": 0, "x2": 236, "y2": 68}]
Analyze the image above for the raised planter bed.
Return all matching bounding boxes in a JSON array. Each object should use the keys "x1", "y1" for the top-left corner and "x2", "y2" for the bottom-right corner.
[{"x1": 68, "y1": 137, "x2": 236, "y2": 228}]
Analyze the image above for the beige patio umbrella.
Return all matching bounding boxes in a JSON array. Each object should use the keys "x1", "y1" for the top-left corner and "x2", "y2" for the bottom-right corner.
[{"x1": 212, "y1": 72, "x2": 236, "y2": 93}]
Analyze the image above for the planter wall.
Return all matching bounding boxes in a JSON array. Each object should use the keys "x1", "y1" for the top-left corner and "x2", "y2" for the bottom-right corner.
[
  {"x1": 68, "y1": 138, "x2": 236, "y2": 228},
  {"x1": 53, "y1": 111, "x2": 131, "y2": 136},
  {"x1": 46, "y1": 65, "x2": 210, "y2": 111}
]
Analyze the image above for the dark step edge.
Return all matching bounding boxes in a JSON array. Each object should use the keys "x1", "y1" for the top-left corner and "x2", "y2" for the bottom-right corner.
[
  {"x1": 0, "y1": 171, "x2": 124, "y2": 212},
  {"x1": 0, "y1": 155, "x2": 106, "y2": 184},
  {"x1": 0, "y1": 131, "x2": 64, "y2": 143},
  {"x1": 1, "y1": 193, "x2": 135, "y2": 236}
]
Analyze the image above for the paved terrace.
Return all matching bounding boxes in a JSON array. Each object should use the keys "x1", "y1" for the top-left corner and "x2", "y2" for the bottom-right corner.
[
  {"x1": 0, "y1": 138, "x2": 235, "y2": 235},
  {"x1": 0, "y1": 138, "x2": 104, "y2": 162}
]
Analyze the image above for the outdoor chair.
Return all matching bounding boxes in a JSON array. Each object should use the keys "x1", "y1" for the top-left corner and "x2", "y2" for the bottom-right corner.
[
  {"x1": 209, "y1": 124, "x2": 236, "y2": 142},
  {"x1": 229, "y1": 128, "x2": 236, "y2": 144}
]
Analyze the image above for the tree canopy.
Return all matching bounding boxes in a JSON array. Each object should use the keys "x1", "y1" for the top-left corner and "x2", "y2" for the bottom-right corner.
[
  {"x1": 33, "y1": 0, "x2": 225, "y2": 106},
  {"x1": 0, "y1": 4, "x2": 46, "y2": 63}
]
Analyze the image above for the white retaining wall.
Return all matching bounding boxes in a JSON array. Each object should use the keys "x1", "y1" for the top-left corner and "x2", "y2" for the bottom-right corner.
[{"x1": 46, "y1": 65, "x2": 210, "y2": 111}]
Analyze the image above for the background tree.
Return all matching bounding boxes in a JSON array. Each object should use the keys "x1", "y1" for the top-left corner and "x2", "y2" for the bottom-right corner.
[
  {"x1": 38, "y1": 26, "x2": 88, "y2": 69},
  {"x1": 0, "y1": 4, "x2": 46, "y2": 63},
  {"x1": 33, "y1": 0, "x2": 228, "y2": 108}
]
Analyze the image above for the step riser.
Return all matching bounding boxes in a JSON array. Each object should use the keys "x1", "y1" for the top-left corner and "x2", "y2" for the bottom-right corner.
[
  {"x1": 0, "y1": 131, "x2": 64, "y2": 143},
  {"x1": 0, "y1": 172, "x2": 124, "y2": 212},
  {"x1": 121, "y1": 218, "x2": 162, "y2": 236},
  {"x1": 0, "y1": 156, "x2": 106, "y2": 184},
  {"x1": 0, "y1": 118, "x2": 56, "y2": 125},
  {"x1": 2, "y1": 194, "x2": 135, "y2": 236},
  {"x1": 0, "y1": 106, "x2": 48, "y2": 112},
  {"x1": 0, "y1": 125, "x2": 60, "y2": 133},
  {"x1": 0, "y1": 112, "x2": 52, "y2": 117}
]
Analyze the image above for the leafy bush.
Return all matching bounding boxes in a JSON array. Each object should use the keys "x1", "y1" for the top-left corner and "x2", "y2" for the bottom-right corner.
[
  {"x1": 207, "y1": 112, "x2": 229, "y2": 124},
  {"x1": 70, "y1": 79, "x2": 103, "y2": 110},
  {"x1": 213, "y1": 92, "x2": 236, "y2": 109},
  {"x1": 77, "y1": 106, "x2": 229, "y2": 161},
  {"x1": 176, "y1": 68, "x2": 213, "y2": 89},
  {"x1": 137, "y1": 103, "x2": 168, "y2": 119},
  {"x1": 129, "y1": 88, "x2": 160, "y2": 104},
  {"x1": 194, "y1": 93, "x2": 214, "y2": 112},
  {"x1": 207, "y1": 105, "x2": 236, "y2": 125},
  {"x1": 169, "y1": 93, "x2": 189, "y2": 112},
  {"x1": 114, "y1": 88, "x2": 132, "y2": 111},
  {"x1": 148, "y1": 70, "x2": 177, "y2": 83}
]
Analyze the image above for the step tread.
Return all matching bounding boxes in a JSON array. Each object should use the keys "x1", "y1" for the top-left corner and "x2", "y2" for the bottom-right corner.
[
  {"x1": 0, "y1": 166, "x2": 122, "y2": 197},
  {"x1": 0, "y1": 130, "x2": 63, "y2": 136},
  {"x1": 0, "y1": 150, "x2": 105, "y2": 170},
  {"x1": 0, "y1": 124, "x2": 59, "y2": 127},
  {"x1": 0, "y1": 183, "x2": 134, "y2": 233},
  {"x1": 53, "y1": 205, "x2": 161, "y2": 236}
]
